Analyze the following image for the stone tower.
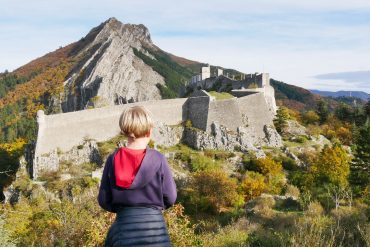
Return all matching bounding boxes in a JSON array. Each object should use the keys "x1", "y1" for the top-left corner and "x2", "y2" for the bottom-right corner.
[{"x1": 201, "y1": 65, "x2": 211, "y2": 80}]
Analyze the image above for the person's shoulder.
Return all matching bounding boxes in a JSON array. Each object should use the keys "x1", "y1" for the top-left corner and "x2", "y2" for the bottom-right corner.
[
  {"x1": 106, "y1": 148, "x2": 120, "y2": 163},
  {"x1": 147, "y1": 148, "x2": 166, "y2": 160}
]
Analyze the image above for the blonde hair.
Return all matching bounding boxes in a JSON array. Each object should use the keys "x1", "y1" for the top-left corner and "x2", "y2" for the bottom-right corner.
[{"x1": 119, "y1": 106, "x2": 153, "y2": 139}]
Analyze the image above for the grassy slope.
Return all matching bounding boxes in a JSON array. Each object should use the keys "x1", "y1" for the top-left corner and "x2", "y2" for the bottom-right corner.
[{"x1": 133, "y1": 48, "x2": 195, "y2": 98}]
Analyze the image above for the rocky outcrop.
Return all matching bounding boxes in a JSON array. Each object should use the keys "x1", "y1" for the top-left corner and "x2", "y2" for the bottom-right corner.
[
  {"x1": 3, "y1": 185, "x2": 20, "y2": 204},
  {"x1": 183, "y1": 122, "x2": 266, "y2": 158},
  {"x1": 263, "y1": 125, "x2": 283, "y2": 147},
  {"x1": 283, "y1": 147, "x2": 304, "y2": 167},
  {"x1": 151, "y1": 122, "x2": 184, "y2": 147},
  {"x1": 33, "y1": 140, "x2": 102, "y2": 179},
  {"x1": 62, "y1": 18, "x2": 166, "y2": 112},
  {"x1": 283, "y1": 120, "x2": 307, "y2": 137},
  {"x1": 311, "y1": 134, "x2": 331, "y2": 147}
]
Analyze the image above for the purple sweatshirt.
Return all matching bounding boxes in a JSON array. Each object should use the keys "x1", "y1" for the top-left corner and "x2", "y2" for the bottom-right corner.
[{"x1": 97, "y1": 147, "x2": 177, "y2": 212}]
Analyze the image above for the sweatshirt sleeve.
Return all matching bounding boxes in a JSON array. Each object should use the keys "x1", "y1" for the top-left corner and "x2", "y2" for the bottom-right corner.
[
  {"x1": 161, "y1": 156, "x2": 177, "y2": 209},
  {"x1": 97, "y1": 154, "x2": 116, "y2": 213}
]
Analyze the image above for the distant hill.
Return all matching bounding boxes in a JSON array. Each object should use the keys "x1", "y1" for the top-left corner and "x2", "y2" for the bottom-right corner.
[
  {"x1": 310, "y1": 89, "x2": 370, "y2": 100},
  {"x1": 271, "y1": 79, "x2": 321, "y2": 111}
]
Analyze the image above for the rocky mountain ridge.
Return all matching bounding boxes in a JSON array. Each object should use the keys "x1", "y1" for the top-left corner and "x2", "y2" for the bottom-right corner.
[{"x1": 61, "y1": 17, "x2": 167, "y2": 111}]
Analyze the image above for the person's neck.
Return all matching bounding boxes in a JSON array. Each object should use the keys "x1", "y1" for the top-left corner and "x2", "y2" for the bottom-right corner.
[{"x1": 126, "y1": 137, "x2": 150, "y2": 150}]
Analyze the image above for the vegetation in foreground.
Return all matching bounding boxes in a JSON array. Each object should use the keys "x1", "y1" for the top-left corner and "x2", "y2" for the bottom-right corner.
[{"x1": 0, "y1": 93, "x2": 369, "y2": 247}]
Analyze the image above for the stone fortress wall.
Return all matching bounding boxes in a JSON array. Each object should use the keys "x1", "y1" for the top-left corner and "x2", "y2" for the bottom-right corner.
[
  {"x1": 32, "y1": 78, "x2": 278, "y2": 178},
  {"x1": 35, "y1": 98, "x2": 188, "y2": 155},
  {"x1": 189, "y1": 67, "x2": 277, "y2": 114}
]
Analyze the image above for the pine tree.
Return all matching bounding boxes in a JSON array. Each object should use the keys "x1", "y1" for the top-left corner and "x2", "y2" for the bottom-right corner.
[
  {"x1": 316, "y1": 100, "x2": 329, "y2": 124},
  {"x1": 365, "y1": 101, "x2": 370, "y2": 125},
  {"x1": 273, "y1": 106, "x2": 290, "y2": 133},
  {"x1": 350, "y1": 124, "x2": 370, "y2": 195}
]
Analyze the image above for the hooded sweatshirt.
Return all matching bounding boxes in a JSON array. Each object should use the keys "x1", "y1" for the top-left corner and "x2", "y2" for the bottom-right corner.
[
  {"x1": 114, "y1": 147, "x2": 146, "y2": 188},
  {"x1": 97, "y1": 146, "x2": 177, "y2": 212}
]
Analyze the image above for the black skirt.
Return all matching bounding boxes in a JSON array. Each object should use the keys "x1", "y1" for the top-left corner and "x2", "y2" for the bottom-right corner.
[{"x1": 104, "y1": 207, "x2": 171, "y2": 247}]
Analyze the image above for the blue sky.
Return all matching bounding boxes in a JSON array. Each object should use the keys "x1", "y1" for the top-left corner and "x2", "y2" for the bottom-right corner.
[{"x1": 1, "y1": 0, "x2": 370, "y2": 93}]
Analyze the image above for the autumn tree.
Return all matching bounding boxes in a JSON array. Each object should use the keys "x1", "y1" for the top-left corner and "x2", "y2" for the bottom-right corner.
[
  {"x1": 310, "y1": 144, "x2": 351, "y2": 188},
  {"x1": 239, "y1": 171, "x2": 266, "y2": 201},
  {"x1": 244, "y1": 157, "x2": 285, "y2": 195},
  {"x1": 248, "y1": 156, "x2": 283, "y2": 176},
  {"x1": 336, "y1": 126, "x2": 352, "y2": 145}
]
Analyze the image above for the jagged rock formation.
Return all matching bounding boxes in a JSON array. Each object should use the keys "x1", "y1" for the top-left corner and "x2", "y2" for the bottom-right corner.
[
  {"x1": 283, "y1": 120, "x2": 308, "y2": 137},
  {"x1": 183, "y1": 122, "x2": 273, "y2": 158},
  {"x1": 62, "y1": 18, "x2": 167, "y2": 111},
  {"x1": 151, "y1": 122, "x2": 184, "y2": 147},
  {"x1": 263, "y1": 125, "x2": 283, "y2": 147}
]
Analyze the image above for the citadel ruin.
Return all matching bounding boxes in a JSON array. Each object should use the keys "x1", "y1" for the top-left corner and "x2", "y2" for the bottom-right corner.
[{"x1": 30, "y1": 69, "x2": 281, "y2": 179}]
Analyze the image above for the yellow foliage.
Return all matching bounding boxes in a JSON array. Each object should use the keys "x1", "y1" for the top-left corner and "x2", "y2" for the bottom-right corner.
[
  {"x1": 255, "y1": 157, "x2": 283, "y2": 176},
  {"x1": 311, "y1": 144, "x2": 351, "y2": 187},
  {"x1": 287, "y1": 108, "x2": 302, "y2": 122},
  {"x1": 0, "y1": 138, "x2": 26, "y2": 154},
  {"x1": 3, "y1": 200, "x2": 33, "y2": 242},
  {"x1": 240, "y1": 171, "x2": 266, "y2": 201}
]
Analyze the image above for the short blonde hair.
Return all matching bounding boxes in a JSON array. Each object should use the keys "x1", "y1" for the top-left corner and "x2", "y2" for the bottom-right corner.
[{"x1": 119, "y1": 106, "x2": 153, "y2": 139}]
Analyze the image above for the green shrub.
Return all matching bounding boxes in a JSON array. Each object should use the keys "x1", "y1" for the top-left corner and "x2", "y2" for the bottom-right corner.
[
  {"x1": 174, "y1": 146, "x2": 220, "y2": 172},
  {"x1": 280, "y1": 156, "x2": 298, "y2": 171},
  {"x1": 204, "y1": 149, "x2": 235, "y2": 160}
]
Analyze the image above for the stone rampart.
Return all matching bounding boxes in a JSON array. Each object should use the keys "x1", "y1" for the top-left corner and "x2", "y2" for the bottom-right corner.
[
  {"x1": 32, "y1": 89, "x2": 278, "y2": 179},
  {"x1": 206, "y1": 98, "x2": 242, "y2": 132},
  {"x1": 236, "y1": 93, "x2": 274, "y2": 144},
  {"x1": 36, "y1": 98, "x2": 187, "y2": 156},
  {"x1": 185, "y1": 96, "x2": 210, "y2": 130}
]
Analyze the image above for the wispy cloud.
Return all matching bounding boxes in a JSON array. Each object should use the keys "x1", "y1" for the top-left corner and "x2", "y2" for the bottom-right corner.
[
  {"x1": 314, "y1": 71, "x2": 370, "y2": 88},
  {"x1": 1, "y1": 0, "x2": 370, "y2": 93}
]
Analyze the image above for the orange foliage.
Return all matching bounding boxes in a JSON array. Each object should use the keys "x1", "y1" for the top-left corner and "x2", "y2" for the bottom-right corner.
[
  {"x1": 336, "y1": 126, "x2": 352, "y2": 145},
  {"x1": 0, "y1": 62, "x2": 71, "y2": 110}
]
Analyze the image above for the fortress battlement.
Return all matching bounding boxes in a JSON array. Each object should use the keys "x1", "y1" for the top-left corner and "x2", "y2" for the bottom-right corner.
[{"x1": 31, "y1": 88, "x2": 277, "y2": 179}]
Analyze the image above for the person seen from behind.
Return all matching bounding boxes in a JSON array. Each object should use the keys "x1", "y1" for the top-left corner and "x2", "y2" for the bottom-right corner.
[{"x1": 98, "y1": 105, "x2": 177, "y2": 247}]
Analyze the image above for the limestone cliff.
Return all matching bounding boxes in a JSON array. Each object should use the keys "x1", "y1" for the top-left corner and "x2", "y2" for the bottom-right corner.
[{"x1": 61, "y1": 18, "x2": 167, "y2": 111}]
